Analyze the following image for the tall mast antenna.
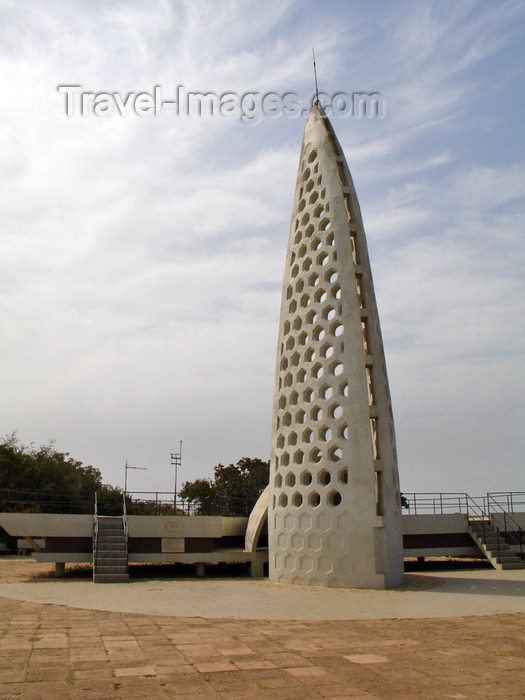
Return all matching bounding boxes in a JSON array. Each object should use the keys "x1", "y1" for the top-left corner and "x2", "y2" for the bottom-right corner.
[{"x1": 313, "y1": 48, "x2": 319, "y2": 104}]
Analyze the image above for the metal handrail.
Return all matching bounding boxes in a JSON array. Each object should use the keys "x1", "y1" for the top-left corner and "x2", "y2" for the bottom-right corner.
[
  {"x1": 122, "y1": 494, "x2": 129, "y2": 556},
  {"x1": 93, "y1": 492, "x2": 99, "y2": 565},
  {"x1": 486, "y1": 494, "x2": 524, "y2": 559},
  {"x1": 486, "y1": 491, "x2": 525, "y2": 513}
]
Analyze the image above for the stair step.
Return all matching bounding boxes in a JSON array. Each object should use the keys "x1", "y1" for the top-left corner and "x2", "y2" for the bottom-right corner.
[
  {"x1": 500, "y1": 563, "x2": 523, "y2": 570},
  {"x1": 94, "y1": 565, "x2": 128, "y2": 574},
  {"x1": 97, "y1": 542, "x2": 126, "y2": 551},
  {"x1": 495, "y1": 556, "x2": 521, "y2": 563},
  {"x1": 93, "y1": 574, "x2": 129, "y2": 583},
  {"x1": 95, "y1": 556, "x2": 127, "y2": 565}
]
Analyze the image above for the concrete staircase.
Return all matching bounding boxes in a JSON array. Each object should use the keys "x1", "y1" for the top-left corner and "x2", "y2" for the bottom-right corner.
[
  {"x1": 468, "y1": 520, "x2": 523, "y2": 570},
  {"x1": 93, "y1": 516, "x2": 129, "y2": 583}
]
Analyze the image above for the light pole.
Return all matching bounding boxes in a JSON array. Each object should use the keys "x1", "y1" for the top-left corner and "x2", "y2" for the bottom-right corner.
[
  {"x1": 124, "y1": 460, "x2": 147, "y2": 496},
  {"x1": 171, "y1": 441, "x2": 182, "y2": 514}
]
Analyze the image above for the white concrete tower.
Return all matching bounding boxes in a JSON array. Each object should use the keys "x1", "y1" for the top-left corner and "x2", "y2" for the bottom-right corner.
[{"x1": 268, "y1": 104, "x2": 404, "y2": 589}]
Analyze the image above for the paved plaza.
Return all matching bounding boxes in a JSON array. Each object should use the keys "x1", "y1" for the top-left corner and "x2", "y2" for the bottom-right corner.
[{"x1": 0, "y1": 558, "x2": 523, "y2": 698}]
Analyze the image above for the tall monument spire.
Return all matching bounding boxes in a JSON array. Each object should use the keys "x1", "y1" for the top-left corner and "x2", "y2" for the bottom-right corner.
[{"x1": 267, "y1": 104, "x2": 404, "y2": 589}]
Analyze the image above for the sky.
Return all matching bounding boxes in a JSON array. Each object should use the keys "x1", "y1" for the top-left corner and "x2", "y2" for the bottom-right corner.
[{"x1": 1, "y1": 0, "x2": 524, "y2": 498}]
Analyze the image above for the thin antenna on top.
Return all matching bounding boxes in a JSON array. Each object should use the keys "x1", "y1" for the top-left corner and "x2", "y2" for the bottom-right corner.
[{"x1": 313, "y1": 48, "x2": 319, "y2": 104}]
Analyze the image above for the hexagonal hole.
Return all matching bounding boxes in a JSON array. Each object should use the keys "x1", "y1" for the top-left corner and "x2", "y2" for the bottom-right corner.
[
  {"x1": 331, "y1": 321, "x2": 344, "y2": 337},
  {"x1": 308, "y1": 491, "x2": 321, "y2": 507},
  {"x1": 274, "y1": 473, "x2": 283, "y2": 488},
  {"x1": 302, "y1": 428, "x2": 313, "y2": 443},
  {"x1": 329, "y1": 404, "x2": 343, "y2": 420},
  {"x1": 284, "y1": 372, "x2": 293, "y2": 387},
  {"x1": 318, "y1": 469, "x2": 331, "y2": 486},
  {"x1": 295, "y1": 278, "x2": 304, "y2": 293},
  {"x1": 298, "y1": 331, "x2": 308, "y2": 346},
  {"x1": 288, "y1": 431, "x2": 298, "y2": 446},
  {"x1": 330, "y1": 361, "x2": 344, "y2": 377},
  {"x1": 292, "y1": 492, "x2": 303, "y2": 507},
  {"x1": 338, "y1": 467, "x2": 349, "y2": 484},
  {"x1": 326, "y1": 232, "x2": 335, "y2": 246},
  {"x1": 320, "y1": 216, "x2": 331, "y2": 231},
  {"x1": 289, "y1": 299, "x2": 297, "y2": 314},
  {"x1": 276, "y1": 435, "x2": 285, "y2": 449},
  {"x1": 309, "y1": 272, "x2": 320, "y2": 287},
  {"x1": 306, "y1": 309, "x2": 318, "y2": 325},
  {"x1": 286, "y1": 285, "x2": 293, "y2": 300},
  {"x1": 320, "y1": 427, "x2": 332, "y2": 442},
  {"x1": 326, "y1": 268, "x2": 338, "y2": 284},
  {"x1": 284, "y1": 320, "x2": 291, "y2": 335},
  {"x1": 320, "y1": 385, "x2": 334, "y2": 400},
  {"x1": 293, "y1": 316, "x2": 302, "y2": 331},
  {"x1": 309, "y1": 191, "x2": 319, "y2": 205},
  {"x1": 302, "y1": 257, "x2": 312, "y2": 272},
  {"x1": 300, "y1": 470, "x2": 312, "y2": 486},
  {"x1": 329, "y1": 446, "x2": 342, "y2": 462},
  {"x1": 340, "y1": 382, "x2": 349, "y2": 397},
  {"x1": 317, "y1": 252, "x2": 329, "y2": 266},
  {"x1": 281, "y1": 452, "x2": 290, "y2": 466},
  {"x1": 310, "y1": 406, "x2": 322, "y2": 422},
  {"x1": 314, "y1": 288, "x2": 327, "y2": 304},
  {"x1": 339, "y1": 424, "x2": 349, "y2": 440},
  {"x1": 280, "y1": 357, "x2": 288, "y2": 371},
  {"x1": 296, "y1": 409, "x2": 306, "y2": 424},
  {"x1": 286, "y1": 336, "x2": 294, "y2": 350},
  {"x1": 304, "y1": 348, "x2": 315, "y2": 362},
  {"x1": 294, "y1": 230, "x2": 302, "y2": 245},
  {"x1": 298, "y1": 244, "x2": 307, "y2": 258},
  {"x1": 290, "y1": 391, "x2": 299, "y2": 407},
  {"x1": 303, "y1": 388, "x2": 314, "y2": 403},
  {"x1": 305, "y1": 223, "x2": 315, "y2": 237},
  {"x1": 308, "y1": 150, "x2": 317, "y2": 163},
  {"x1": 313, "y1": 204, "x2": 325, "y2": 218},
  {"x1": 293, "y1": 449, "x2": 304, "y2": 465},
  {"x1": 296, "y1": 368, "x2": 307, "y2": 383},
  {"x1": 328, "y1": 490, "x2": 342, "y2": 507},
  {"x1": 311, "y1": 236, "x2": 322, "y2": 251},
  {"x1": 300, "y1": 293, "x2": 310, "y2": 308},
  {"x1": 279, "y1": 493, "x2": 288, "y2": 507},
  {"x1": 278, "y1": 395, "x2": 286, "y2": 409},
  {"x1": 310, "y1": 447, "x2": 322, "y2": 463},
  {"x1": 320, "y1": 342, "x2": 334, "y2": 359},
  {"x1": 312, "y1": 325, "x2": 324, "y2": 342},
  {"x1": 323, "y1": 306, "x2": 336, "y2": 321},
  {"x1": 285, "y1": 471, "x2": 296, "y2": 487},
  {"x1": 311, "y1": 363, "x2": 324, "y2": 379},
  {"x1": 291, "y1": 264, "x2": 300, "y2": 279}
]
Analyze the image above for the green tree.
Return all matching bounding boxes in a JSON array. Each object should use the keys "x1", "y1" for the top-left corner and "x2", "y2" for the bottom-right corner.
[{"x1": 180, "y1": 457, "x2": 269, "y2": 516}]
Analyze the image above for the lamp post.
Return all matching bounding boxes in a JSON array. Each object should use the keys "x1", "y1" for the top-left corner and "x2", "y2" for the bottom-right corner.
[{"x1": 171, "y1": 441, "x2": 182, "y2": 514}]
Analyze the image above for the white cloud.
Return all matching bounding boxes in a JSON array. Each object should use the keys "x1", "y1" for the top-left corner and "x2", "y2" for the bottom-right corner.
[{"x1": 0, "y1": 0, "x2": 524, "y2": 497}]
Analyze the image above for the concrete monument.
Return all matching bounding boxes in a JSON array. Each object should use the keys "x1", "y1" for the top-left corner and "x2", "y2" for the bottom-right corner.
[{"x1": 268, "y1": 103, "x2": 404, "y2": 588}]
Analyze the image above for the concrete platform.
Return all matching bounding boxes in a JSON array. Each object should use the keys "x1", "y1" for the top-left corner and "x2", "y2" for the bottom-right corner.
[{"x1": 0, "y1": 559, "x2": 523, "y2": 620}]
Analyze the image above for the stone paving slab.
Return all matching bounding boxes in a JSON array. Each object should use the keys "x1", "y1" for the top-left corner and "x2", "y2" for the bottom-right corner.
[
  {"x1": 0, "y1": 559, "x2": 524, "y2": 697},
  {"x1": 0, "y1": 596, "x2": 523, "y2": 698}
]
